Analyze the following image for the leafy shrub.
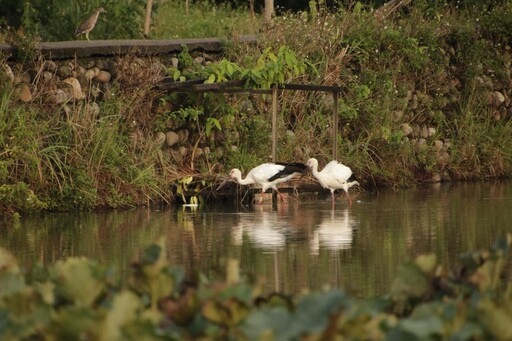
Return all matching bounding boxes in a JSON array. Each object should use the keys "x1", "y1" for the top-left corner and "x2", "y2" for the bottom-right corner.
[{"x1": 479, "y1": 2, "x2": 512, "y2": 46}]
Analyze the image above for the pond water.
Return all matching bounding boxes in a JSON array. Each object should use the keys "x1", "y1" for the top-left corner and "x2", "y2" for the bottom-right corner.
[{"x1": 1, "y1": 180, "x2": 511, "y2": 298}]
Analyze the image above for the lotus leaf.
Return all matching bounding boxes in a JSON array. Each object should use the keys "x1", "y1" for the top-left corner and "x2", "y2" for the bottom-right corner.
[
  {"x1": 0, "y1": 271, "x2": 26, "y2": 298},
  {"x1": 33, "y1": 281, "x2": 55, "y2": 305},
  {"x1": 129, "y1": 240, "x2": 175, "y2": 310},
  {"x1": 49, "y1": 306, "x2": 99, "y2": 340},
  {"x1": 51, "y1": 257, "x2": 105, "y2": 306},
  {"x1": 241, "y1": 307, "x2": 292, "y2": 341},
  {"x1": 283, "y1": 290, "x2": 348, "y2": 339},
  {"x1": 414, "y1": 254, "x2": 437, "y2": 275},
  {"x1": 391, "y1": 262, "x2": 429, "y2": 303},
  {"x1": 0, "y1": 289, "x2": 52, "y2": 340},
  {"x1": 450, "y1": 322, "x2": 484, "y2": 341},
  {"x1": 477, "y1": 298, "x2": 512, "y2": 340},
  {"x1": 202, "y1": 297, "x2": 250, "y2": 327},
  {"x1": 396, "y1": 315, "x2": 444, "y2": 339},
  {"x1": 0, "y1": 248, "x2": 25, "y2": 298},
  {"x1": 161, "y1": 287, "x2": 200, "y2": 326},
  {"x1": 100, "y1": 290, "x2": 141, "y2": 341}
]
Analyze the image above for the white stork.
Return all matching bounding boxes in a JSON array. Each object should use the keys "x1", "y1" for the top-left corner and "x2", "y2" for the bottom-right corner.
[
  {"x1": 306, "y1": 158, "x2": 359, "y2": 208},
  {"x1": 217, "y1": 162, "x2": 307, "y2": 204}
]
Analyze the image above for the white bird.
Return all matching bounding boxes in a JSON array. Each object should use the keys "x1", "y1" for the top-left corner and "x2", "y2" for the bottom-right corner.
[
  {"x1": 306, "y1": 158, "x2": 359, "y2": 208},
  {"x1": 217, "y1": 162, "x2": 306, "y2": 204}
]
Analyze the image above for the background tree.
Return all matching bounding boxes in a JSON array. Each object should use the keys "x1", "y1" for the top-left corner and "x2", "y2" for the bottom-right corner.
[{"x1": 263, "y1": 0, "x2": 274, "y2": 23}]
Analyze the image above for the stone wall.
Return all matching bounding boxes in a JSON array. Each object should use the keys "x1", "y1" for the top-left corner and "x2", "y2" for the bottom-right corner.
[{"x1": 0, "y1": 39, "x2": 243, "y2": 171}]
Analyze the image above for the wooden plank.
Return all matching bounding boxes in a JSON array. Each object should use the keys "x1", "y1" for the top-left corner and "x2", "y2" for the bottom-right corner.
[
  {"x1": 157, "y1": 79, "x2": 342, "y2": 95},
  {"x1": 157, "y1": 78, "x2": 206, "y2": 90},
  {"x1": 1, "y1": 35, "x2": 257, "y2": 60},
  {"x1": 179, "y1": 80, "x2": 245, "y2": 91},
  {"x1": 277, "y1": 83, "x2": 342, "y2": 93},
  {"x1": 171, "y1": 88, "x2": 272, "y2": 94}
]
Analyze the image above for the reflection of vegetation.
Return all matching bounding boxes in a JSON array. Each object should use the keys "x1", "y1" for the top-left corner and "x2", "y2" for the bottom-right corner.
[
  {"x1": 1, "y1": 236, "x2": 511, "y2": 339},
  {"x1": 1, "y1": 182, "x2": 509, "y2": 300}
]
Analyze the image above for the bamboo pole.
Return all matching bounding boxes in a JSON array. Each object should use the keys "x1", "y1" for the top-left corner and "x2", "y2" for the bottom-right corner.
[{"x1": 332, "y1": 91, "x2": 339, "y2": 160}]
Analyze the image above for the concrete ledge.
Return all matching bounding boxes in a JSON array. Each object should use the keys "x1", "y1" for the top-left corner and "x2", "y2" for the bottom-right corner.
[{"x1": 0, "y1": 35, "x2": 257, "y2": 60}]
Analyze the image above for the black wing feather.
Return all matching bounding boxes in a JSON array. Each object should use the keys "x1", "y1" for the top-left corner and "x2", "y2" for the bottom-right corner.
[{"x1": 268, "y1": 162, "x2": 307, "y2": 182}]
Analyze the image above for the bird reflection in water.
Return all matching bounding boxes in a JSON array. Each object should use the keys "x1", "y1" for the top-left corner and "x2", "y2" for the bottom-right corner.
[
  {"x1": 309, "y1": 208, "x2": 357, "y2": 290},
  {"x1": 310, "y1": 209, "x2": 356, "y2": 255},
  {"x1": 231, "y1": 206, "x2": 287, "y2": 252},
  {"x1": 231, "y1": 206, "x2": 289, "y2": 292}
]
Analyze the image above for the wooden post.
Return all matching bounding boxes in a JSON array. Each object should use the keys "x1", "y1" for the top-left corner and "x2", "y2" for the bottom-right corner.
[
  {"x1": 332, "y1": 91, "x2": 339, "y2": 160},
  {"x1": 264, "y1": 0, "x2": 274, "y2": 24},
  {"x1": 272, "y1": 87, "x2": 278, "y2": 206},
  {"x1": 144, "y1": 0, "x2": 154, "y2": 36},
  {"x1": 271, "y1": 87, "x2": 278, "y2": 162}
]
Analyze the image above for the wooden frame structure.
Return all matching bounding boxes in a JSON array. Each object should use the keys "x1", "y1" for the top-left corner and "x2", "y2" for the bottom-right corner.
[{"x1": 157, "y1": 79, "x2": 342, "y2": 160}]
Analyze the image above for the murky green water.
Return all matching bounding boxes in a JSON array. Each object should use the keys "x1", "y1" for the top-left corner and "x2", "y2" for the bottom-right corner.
[{"x1": 1, "y1": 181, "x2": 511, "y2": 298}]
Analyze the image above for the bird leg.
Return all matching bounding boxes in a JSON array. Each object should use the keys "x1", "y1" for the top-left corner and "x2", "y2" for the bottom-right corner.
[
  {"x1": 86, "y1": 32, "x2": 90, "y2": 41},
  {"x1": 258, "y1": 190, "x2": 264, "y2": 205},
  {"x1": 331, "y1": 191, "x2": 336, "y2": 209},
  {"x1": 276, "y1": 189, "x2": 286, "y2": 203},
  {"x1": 347, "y1": 194, "x2": 353, "y2": 207}
]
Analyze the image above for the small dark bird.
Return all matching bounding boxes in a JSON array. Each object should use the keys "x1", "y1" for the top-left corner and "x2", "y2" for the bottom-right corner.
[{"x1": 75, "y1": 7, "x2": 106, "y2": 41}]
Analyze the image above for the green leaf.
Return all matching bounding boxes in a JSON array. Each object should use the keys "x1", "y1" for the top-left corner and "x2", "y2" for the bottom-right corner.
[
  {"x1": 0, "y1": 289, "x2": 53, "y2": 340},
  {"x1": 141, "y1": 244, "x2": 162, "y2": 265},
  {"x1": 451, "y1": 322, "x2": 484, "y2": 341},
  {"x1": 289, "y1": 290, "x2": 348, "y2": 337},
  {"x1": 50, "y1": 306, "x2": 98, "y2": 340},
  {"x1": 241, "y1": 307, "x2": 292, "y2": 341},
  {"x1": 0, "y1": 248, "x2": 25, "y2": 298},
  {"x1": 51, "y1": 257, "x2": 105, "y2": 307},
  {"x1": 478, "y1": 299, "x2": 512, "y2": 340},
  {"x1": 0, "y1": 272, "x2": 26, "y2": 298},
  {"x1": 415, "y1": 254, "x2": 437, "y2": 275},
  {"x1": 172, "y1": 69, "x2": 181, "y2": 81},
  {"x1": 398, "y1": 315, "x2": 444, "y2": 338},
  {"x1": 205, "y1": 74, "x2": 216, "y2": 84},
  {"x1": 100, "y1": 290, "x2": 141, "y2": 341},
  {"x1": 202, "y1": 301, "x2": 231, "y2": 325},
  {"x1": 205, "y1": 118, "x2": 221, "y2": 137},
  {"x1": 390, "y1": 262, "x2": 429, "y2": 303}
]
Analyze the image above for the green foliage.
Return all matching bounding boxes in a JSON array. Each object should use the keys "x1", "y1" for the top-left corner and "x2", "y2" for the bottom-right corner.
[
  {"x1": 168, "y1": 45, "x2": 312, "y2": 89},
  {"x1": 241, "y1": 46, "x2": 311, "y2": 89},
  {"x1": 152, "y1": 0, "x2": 260, "y2": 39},
  {"x1": 479, "y1": 2, "x2": 512, "y2": 46},
  {"x1": 204, "y1": 59, "x2": 242, "y2": 84},
  {"x1": 0, "y1": 183, "x2": 47, "y2": 215},
  {"x1": 14, "y1": 0, "x2": 145, "y2": 41},
  {"x1": 0, "y1": 236, "x2": 511, "y2": 339}
]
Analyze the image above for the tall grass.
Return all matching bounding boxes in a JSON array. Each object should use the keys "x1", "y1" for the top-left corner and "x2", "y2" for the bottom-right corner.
[
  {"x1": 448, "y1": 93, "x2": 512, "y2": 180},
  {"x1": 152, "y1": 0, "x2": 260, "y2": 39},
  {"x1": 0, "y1": 74, "x2": 174, "y2": 213}
]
